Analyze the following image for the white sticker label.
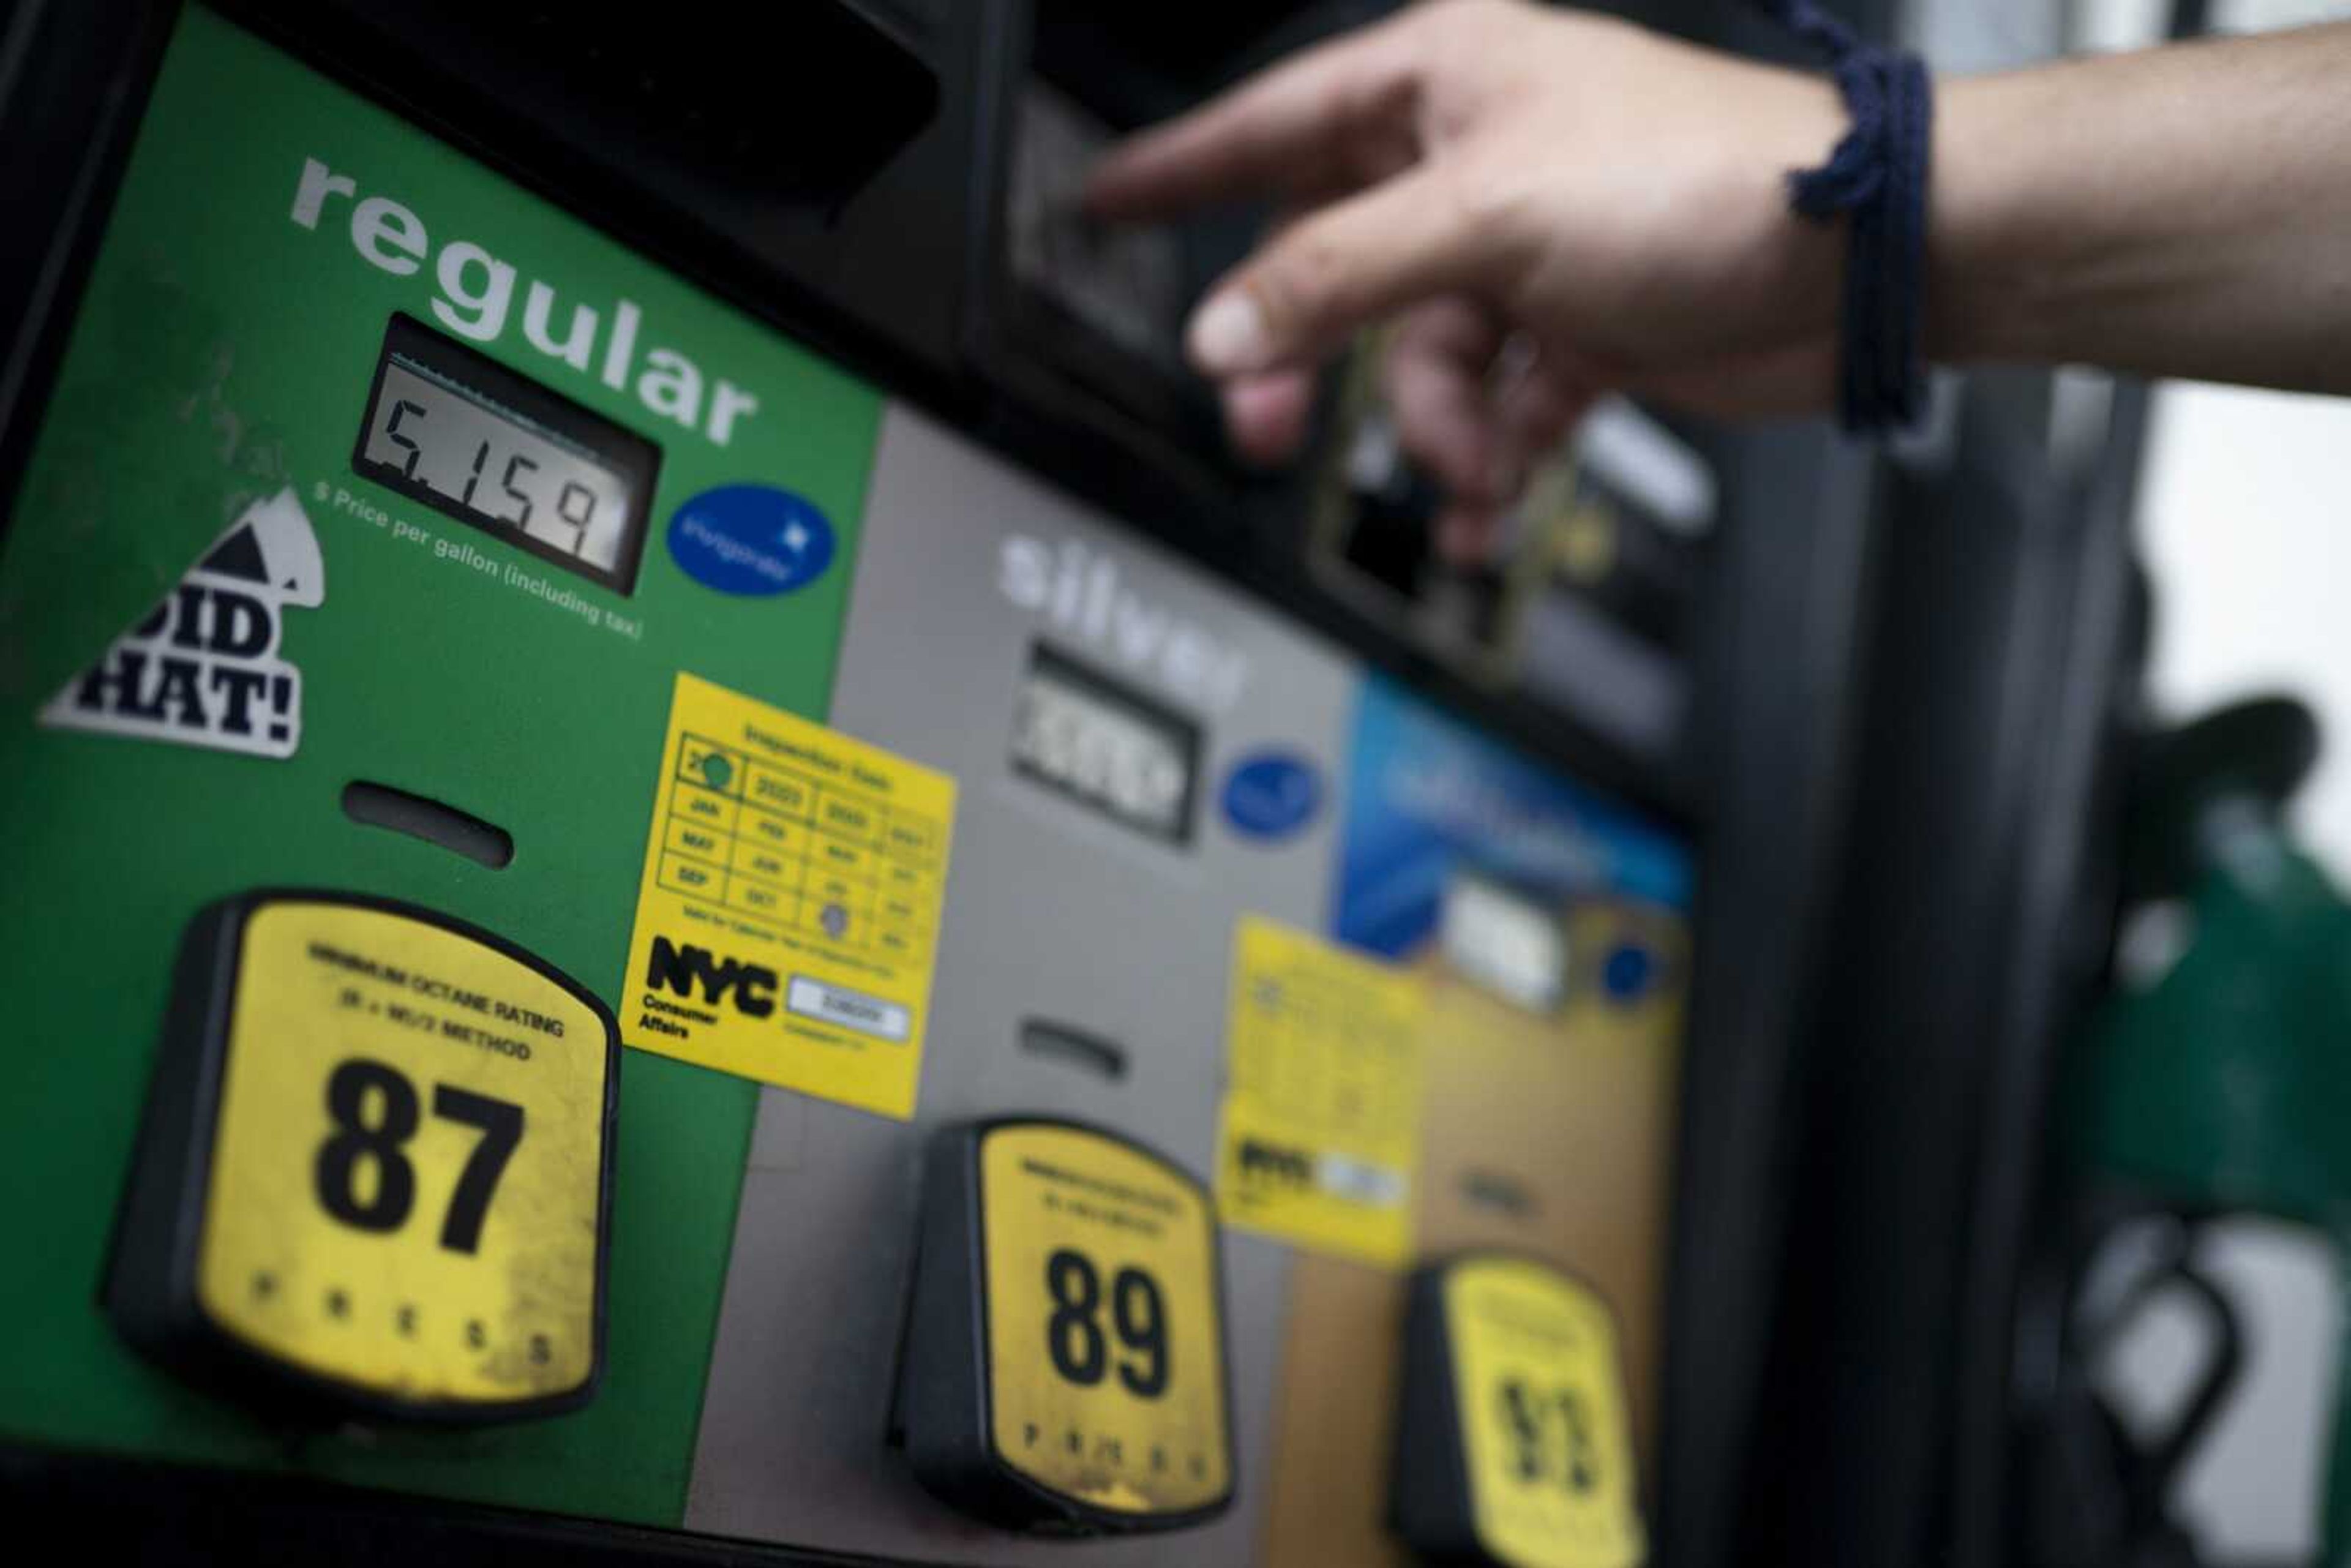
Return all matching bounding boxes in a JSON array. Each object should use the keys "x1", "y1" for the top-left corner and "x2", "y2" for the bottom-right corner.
[
  {"x1": 784, "y1": 977, "x2": 912, "y2": 1043},
  {"x1": 40, "y1": 487, "x2": 323, "y2": 759}
]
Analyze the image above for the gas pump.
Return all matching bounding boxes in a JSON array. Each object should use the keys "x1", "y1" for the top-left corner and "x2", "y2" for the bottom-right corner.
[{"x1": 0, "y1": 6, "x2": 1894, "y2": 1568}]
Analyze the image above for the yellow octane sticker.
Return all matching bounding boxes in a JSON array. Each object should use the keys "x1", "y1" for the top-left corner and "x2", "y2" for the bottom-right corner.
[
  {"x1": 620, "y1": 672, "x2": 956, "y2": 1119},
  {"x1": 1215, "y1": 916, "x2": 1427, "y2": 1268},
  {"x1": 981, "y1": 1124, "x2": 1231, "y2": 1515},
  {"x1": 197, "y1": 902, "x2": 610, "y2": 1403},
  {"x1": 1448, "y1": 1258, "x2": 1646, "y2": 1568}
]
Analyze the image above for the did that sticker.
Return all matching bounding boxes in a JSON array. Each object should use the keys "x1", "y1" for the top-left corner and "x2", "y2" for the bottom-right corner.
[{"x1": 41, "y1": 487, "x2": 323, "y2": 760}]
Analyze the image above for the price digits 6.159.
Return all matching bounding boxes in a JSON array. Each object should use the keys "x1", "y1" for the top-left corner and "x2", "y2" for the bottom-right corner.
[{"x1": 1043, "y1": 1248, "x2": 1168, "y2": 1398}]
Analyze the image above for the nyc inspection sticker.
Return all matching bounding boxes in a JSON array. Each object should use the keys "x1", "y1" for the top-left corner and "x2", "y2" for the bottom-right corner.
[
  {"x1": 620, "y1": 672, "x2": 956, "y2": 1118},
  {"x1": 1215, "y1": 915, "x2": 1427, "y2": 1269}
]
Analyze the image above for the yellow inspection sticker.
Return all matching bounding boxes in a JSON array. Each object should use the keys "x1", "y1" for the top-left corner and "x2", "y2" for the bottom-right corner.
[
  {"x1": 1448, "y1": 1258, "x2": 1645, "y2": 1568},
  {"x1": 1215, "y1": 915, "x2": 1427, "y2": 1268},
  {"x1": 981, "y1": 1123, "x2": 1232, "y2": 1518},
  {"x1": 620, "y1": 672, "x2": 956, "y2": 1119},
  {"x1": 197, "y1": 901, "x2": 613, "y2": 1407}
]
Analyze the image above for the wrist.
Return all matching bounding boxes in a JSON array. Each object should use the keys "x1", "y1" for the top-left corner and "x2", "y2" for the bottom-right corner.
[
  {"x1": 1702, "y1": 65, "x2": 1848, "y2": 354},
  {"x1": 1764, "y1": 75, "x2": 1854, "y2": 342},
  {"x1": 1757, "y1": 20, "x2": 1935, "y2": 430},
  {"x1": 1927, "y1": 70, "x2": 2055, "y2": 366}
]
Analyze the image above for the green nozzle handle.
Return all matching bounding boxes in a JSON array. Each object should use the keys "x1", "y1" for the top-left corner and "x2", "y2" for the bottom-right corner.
[{"x1": 2072, "y1": 697, "x2": 2351, "y2": 1559}]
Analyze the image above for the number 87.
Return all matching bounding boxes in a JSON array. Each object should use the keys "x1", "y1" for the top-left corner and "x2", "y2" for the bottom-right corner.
[{"x1": 314, "y1": 1057, "x2": 525, "y2": 1255}]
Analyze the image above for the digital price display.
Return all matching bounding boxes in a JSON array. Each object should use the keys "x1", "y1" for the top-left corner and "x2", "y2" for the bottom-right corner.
[
  {"x1": 898, "y1": 1119, "x2": 1234, "y2": 1534},
  {"x1": 353, "y1": 313, "x2": 659, "y2": 595},
  {"x1": 1010, "y1": 644, "x2": 1200, "y2": 846},
  {"x1": 105, "y1": 892, "x2": 618, "y2": 1422},
  {"x1": 1390, "y1": 1256, "x2": 1646, "y2": 1568}
]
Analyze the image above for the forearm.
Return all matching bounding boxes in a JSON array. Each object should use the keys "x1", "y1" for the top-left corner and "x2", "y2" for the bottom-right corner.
[{"x1": 1931, "y1": 22, "x2": 2351, "y2": 392}]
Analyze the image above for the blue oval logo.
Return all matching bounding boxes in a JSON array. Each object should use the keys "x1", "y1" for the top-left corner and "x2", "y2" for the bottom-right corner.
[
  {"x1": 1602, "y1": 941, "x2": 1659, "y2": 1003},
  {"x1": 1221, "y1": 751, "x2": 1324, "y2": 841},
  {"x1": 667, "y1": 484, "x2": 834, "y2": 596}
]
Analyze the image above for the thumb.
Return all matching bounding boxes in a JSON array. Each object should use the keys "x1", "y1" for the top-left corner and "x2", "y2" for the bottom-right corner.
[{"x1": 1186, "y1": 168, "x2": 1493, "y2": 378}]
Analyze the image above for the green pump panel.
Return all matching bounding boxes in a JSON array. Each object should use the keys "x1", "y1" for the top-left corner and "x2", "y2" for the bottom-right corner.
[{"x1": 0, "y1": 6, "x2": 880, "y2": 1523}]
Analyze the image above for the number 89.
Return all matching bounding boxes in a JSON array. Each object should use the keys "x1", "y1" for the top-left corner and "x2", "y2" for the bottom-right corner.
[{"x1": 1044, "y1": 1248, "x2": 1168, "y2": 1398}]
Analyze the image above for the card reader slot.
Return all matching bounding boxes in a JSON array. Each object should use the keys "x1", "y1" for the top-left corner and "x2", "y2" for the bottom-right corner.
[
  {"x1": 1018, "y1": 1017, "x2": 1128, "y2": 1082},
  {"x1": 342, "y1": 781, "x2": 515, "y2": 869}
]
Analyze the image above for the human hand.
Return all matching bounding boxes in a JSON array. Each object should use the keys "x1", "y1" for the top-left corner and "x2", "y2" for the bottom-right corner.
[{"x1": 1086, "y1": 0, "x2": 1848, "y2": 555}]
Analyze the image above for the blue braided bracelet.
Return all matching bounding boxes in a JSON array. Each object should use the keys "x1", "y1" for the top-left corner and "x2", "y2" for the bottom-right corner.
[{"x1": 1753, "y1": 1, "x2": 1933, "y2": 433}]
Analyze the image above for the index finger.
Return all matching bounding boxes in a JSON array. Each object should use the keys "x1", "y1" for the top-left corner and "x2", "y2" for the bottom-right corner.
[{"x1": 1083, "y1": 15, "x2": 1422, "y2": 221}]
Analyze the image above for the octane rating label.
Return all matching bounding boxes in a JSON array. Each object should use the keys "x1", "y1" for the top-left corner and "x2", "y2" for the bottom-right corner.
[
  {"x1": 1448, "y1": 1258, "x2": 1644, "y2": 1568},
  {"x1": 981, "y1": 1123, "x2": 1232, "y2": 1517},
  {"x1": 620, "y1": 672, "x2": 955, "y2": 1118},
  {"x1": 1215, "y1": 916, "x2": 1427, "y2": 1268},
  {"x1": 197, "y1": 901, "x2": 611, "y2": 1403}
]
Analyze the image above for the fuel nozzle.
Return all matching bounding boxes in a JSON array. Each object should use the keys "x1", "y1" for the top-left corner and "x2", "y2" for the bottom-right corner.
[{"x1": 2066, "y1": 695, "x2": 2351, "y2": 1567}]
